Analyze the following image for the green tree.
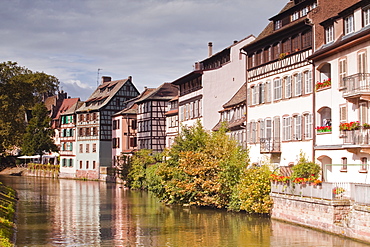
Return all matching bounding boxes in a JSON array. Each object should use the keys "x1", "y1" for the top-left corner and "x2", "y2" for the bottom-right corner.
[
  {"x1": 0, "y1": 61, "x2": 59, "y2": 154},
  {"x1": 21, "y1": 103, "x2": 58, "y2": 158},
  {"x1": 147, "y1": 121, "x2": 249, "y2": 208}
]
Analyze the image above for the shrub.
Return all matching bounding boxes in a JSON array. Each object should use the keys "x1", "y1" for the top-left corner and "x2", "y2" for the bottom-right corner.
[{"x1": 291, "y1": 152, "x2": 321, "y2": 181}]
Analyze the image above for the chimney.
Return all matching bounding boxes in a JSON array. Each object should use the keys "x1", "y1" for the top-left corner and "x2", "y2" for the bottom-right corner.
[
  {"x1": 208, "y1": 42, "x2": 213, "y2": 57},
  {"x1": 128, "y1": 76, "x2": 132, "y2": 81},
  {"x1": 101, "y1": 76, "x2": 111, "y2": 84},
  {"x1": 194, "y1": 62, "x2": 200, "y2": 70}
]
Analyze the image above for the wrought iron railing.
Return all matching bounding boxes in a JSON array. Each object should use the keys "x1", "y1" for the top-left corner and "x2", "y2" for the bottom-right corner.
[
  {"x1": 260, "y1": 137, "x2": 281, "y2": 153},
  {"x1": 342, "y1": 73, "x2": 370, "y2": 96}
]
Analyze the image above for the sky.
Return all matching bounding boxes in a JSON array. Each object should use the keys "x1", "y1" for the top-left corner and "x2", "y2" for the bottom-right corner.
[{"x1": 1, "y1": 0, "x2": 288, "y2": 101}]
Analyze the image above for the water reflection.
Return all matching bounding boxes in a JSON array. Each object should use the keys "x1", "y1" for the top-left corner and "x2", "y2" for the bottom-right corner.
[{"x1": 0, "y1": 176, "x2": 368, "y2": 247}]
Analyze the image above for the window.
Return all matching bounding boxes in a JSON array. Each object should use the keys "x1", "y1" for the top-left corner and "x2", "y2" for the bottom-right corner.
[
  {"x1": 265, "y1": 119, "x2": 272, "y2": 139},
  {"x1": 304, "y1": 113, "x2": 313, "y2": 139},
  {"x1": 79, "y1": 144, "x2": 83, "y2": 153},
  {"x1": 364, "y1": 7, "x2": 370, "y2": 27},
  {"x1": 340, "y1": 105, "x2": 347, "y2": 123},
  {"x1": 282, "y1": 116, "x2": 292, "y2": 141},
  {"x1": 273, "y1": 78, "x2": 282, "y2": 100},
  {"x1": 325, "y1": 25, "x2": 334, "y2": 43},
  {"x1": 259, "y1": 83, "x2": 265, "y2": 104},
  {"x1": 359, "y1": 102, "x2": 368, "y2": 124},
  {"x1": 301, "y1": 7, "x2": 308, "y2": 16},
  {"x1": 79, "y1": 160, "x2": 83, "y2": 169},
  {"x1": 341, "y1": 157, "x2": 347, "y2": 171},
  {"x1": 291, "y1": 11, "x2": 299, "y2": 21},
  {"x1": 318, "y1": 107, "x2": 332, "y2": 127},
  {"x1": 273, "y1": 117, "x2": 281, "y2": 141},
  {"x1": 113, "y1": 120, "x2": 120, "y2": 130},
  {"x1": 361, "y1": 157, "x2": 368, "y2": 171},
  {"x1": 301, "y1": 31, "x2": 312, "y2": 48},
  {"x1": 86, "y1": 161, "x2": 89, "y2": 169},
  {"x1": 93, "y1": 127, "x2": 98, "y2": 136},
  {"x1": 113, "y1": 138, "x2": 120, "y2": 148},
  {"x1": 293, "y1": 115, "x2": 302, "y2": 140},
  {"x1": 93, "y1": 161, "x2": 96, "y2": 170},
  {"x1": 344, "y1": 15, "x2": 354, "y2": 35},
  {"x1": 275, "y1": 20, "x2": 282, "y2": 30},
  {"x1": 304, "y1": 70, "x2": 312, "y2": 94},
  {"x1": 294, "y1": 73, "x2": 302, "y2": 96},
  {"x1": 265, "y1": 81, "x2": 272, "y2": 103},
  {"x1": 259, "y1": 120, "x2": 265, "y2": 140},
  {"x1": 252, "y1": 86, "x2": 258, "y2": 105},
  {"x1": 92, "y1": 143, "x2": 97, "y2": 153},
  {"x1": 284, "y1": 76, "x2": 292, "y2": 99},
  {"x1": 250, "y1": 121, "x2": 257, "y2": 143},
  {"x1": 86, "y1": 144, "x2": 89, "y2": 153},
  {"x1": 339, "y1": 58, "x2": 347, "y2": 88},
  {"x1": 358, "y1": 52, "x2": 367, "y2": 74}
]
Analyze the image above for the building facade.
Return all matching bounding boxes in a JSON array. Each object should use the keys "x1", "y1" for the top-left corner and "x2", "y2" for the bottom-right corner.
[{"x1": 75, "y1": 76, "x2": 139, "y2": 180}]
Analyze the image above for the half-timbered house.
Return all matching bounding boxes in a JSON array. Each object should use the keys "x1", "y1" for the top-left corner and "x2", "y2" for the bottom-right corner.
[
  {"x1": 111, "y1": 87, "x2": 156, "y2": 167},
  {"x1": 75, "y1": 76, "x2": 139, "y2": 180},
  {"x1": 242, "y1": 0, "x2": 317, "y2": 167},
  {"x1": 165, "y1": 96, "x2": 179, "y2": 148},
  {"x1": 136, "y1": 83, "x2": 179, "y2": 152}
]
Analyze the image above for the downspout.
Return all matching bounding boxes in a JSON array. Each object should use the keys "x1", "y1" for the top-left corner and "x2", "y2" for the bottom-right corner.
[{"x1": 240, "y1": 49, "x2": 249, "y2": 150}]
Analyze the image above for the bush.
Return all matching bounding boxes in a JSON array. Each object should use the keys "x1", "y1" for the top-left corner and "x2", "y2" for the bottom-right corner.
[
  {"x1": 230, "y1": 164, "x2": 273, "y2": 214},
  {"x1": 291, "y1": 152, "x2": 321, "y2": 181}
]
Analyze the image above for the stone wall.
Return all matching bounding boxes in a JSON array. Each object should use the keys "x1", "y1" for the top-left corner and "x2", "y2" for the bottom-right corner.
[{"x1": 271, "y1": 193, "x2": 370, "y2": 243}]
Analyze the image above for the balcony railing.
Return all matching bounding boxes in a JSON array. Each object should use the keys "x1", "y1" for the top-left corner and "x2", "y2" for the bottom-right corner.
[
  {"x1": 260, "y1": 137, "x2": 281, "y2": 153},
  {"x1": 342, "y1": 73, "x2": 370, "y2": 99},
  {"x1": 342, "y1": 127, "x2": 370, "y2": 145}
]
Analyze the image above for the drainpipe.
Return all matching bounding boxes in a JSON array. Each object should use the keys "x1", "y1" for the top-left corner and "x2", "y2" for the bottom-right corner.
[{"x1": 240, "y1": 48, "x2": 249, "y2": 150}]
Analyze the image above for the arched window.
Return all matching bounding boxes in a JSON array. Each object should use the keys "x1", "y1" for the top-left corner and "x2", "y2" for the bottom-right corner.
[
  {"x1": 317, "y1": 107, "x2": 332, "y2": 127},
  {"x1": 318, "y1": 63, "x2": 331, "y2": 82}
]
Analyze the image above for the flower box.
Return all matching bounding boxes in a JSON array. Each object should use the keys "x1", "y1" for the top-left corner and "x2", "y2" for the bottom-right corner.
[
  {"x1": 340, "y1": 121, "x2": 360, "y2": 131},
  {"x1": 315, "y1": 79, "x2": 331, "y2": 91},
  {"x1": 316, "y1": 126, "x2": 332, "y2": 133}
]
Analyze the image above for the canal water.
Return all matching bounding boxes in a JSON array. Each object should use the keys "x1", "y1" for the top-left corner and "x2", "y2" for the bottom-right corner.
[{"x1": 1, "y1": 176, "x2": 369, "y2": 247}]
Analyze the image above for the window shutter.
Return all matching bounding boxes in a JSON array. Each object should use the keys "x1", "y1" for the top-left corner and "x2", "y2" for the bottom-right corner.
[{"x1": 340, "y1": 105, "x2": 347, "y2": 123}]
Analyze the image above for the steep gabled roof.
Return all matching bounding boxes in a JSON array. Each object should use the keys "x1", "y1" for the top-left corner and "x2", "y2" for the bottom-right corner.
[
  {"x1": 77, "y1": 78, "x2": 135, "y2": 112},
  {"x1": 135, "y1": 83, "x2": 178, "y2": 103},
  {"x1": 222, "y1": 83, "x2": 246, "y2": 108},
  {"x1": 61, "y1": 101, "x2": 84, "y2": 116},
  {"x1": 113, "y1": 87, "x2": 156, "y2": 116},
  {"x1": 55, "y1": 98, "x2": 80, "y2": 119}
]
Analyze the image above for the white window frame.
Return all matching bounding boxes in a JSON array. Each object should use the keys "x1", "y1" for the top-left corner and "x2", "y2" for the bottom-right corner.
[
  {"x1": 293, "y1": 115, "x2": 302, "y2": 141},
  {"x1": 364, "y1": 7, "x2": 370, "y2": 27},
  {"x1": 358, "y1": 51, "x2": 367, "y2": 74},
  {"x1": 294, "y1": 73, "x2": 302, "y2": 96},
  {"x1": 344, "y1": 14, "x2": 354, "y2": 35},
  {"x1": 339, "y1": 58, "x2": 347, "y2": 88},
  {"x1": 325, "y1": 25, "x2": 334, "y2": 43},
  {"x1": 304, "y1": 113, "x2": 313, "y2": 139},
  {"x1": 282, "y1": 116, "x2": 292, "y2": 141},
  {"x1": 284, "y1": 76, "x2": 292, "y2": 99},
  {"x1": 304, "y1": 70, "x2": 312, "y2": 94},
  {"x1": 292, "y1": 11, "x2": 299, "y2": 21},
  {"x1": 273, "y1": 78, "x2": 282, "y2": 101}
]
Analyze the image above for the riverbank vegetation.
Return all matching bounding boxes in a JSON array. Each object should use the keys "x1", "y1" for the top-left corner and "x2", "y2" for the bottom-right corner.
[
  {"x1": 125, "y1": 122, "x2": 273, "y2": 214},
  {"x1": 0, "y1": 182, "x2": 17, "y2": 247}
]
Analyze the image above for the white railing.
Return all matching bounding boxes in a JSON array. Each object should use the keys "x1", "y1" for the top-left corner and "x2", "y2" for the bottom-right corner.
[{"x1": 271, "y1": 182, "x2": 352, "y2": 200}]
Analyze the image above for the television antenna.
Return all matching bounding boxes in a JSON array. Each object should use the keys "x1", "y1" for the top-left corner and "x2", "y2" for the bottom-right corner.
[{"x1": 97, "y1": 68, "x2": 102, "y2": 86}]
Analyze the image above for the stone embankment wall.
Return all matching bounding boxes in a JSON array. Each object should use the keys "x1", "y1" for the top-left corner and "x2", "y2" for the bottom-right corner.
[{"x1": 271, "y1": 193, "x2": 370, "y2": 243}]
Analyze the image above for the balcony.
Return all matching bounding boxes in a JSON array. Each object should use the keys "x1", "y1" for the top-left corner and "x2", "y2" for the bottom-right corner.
[
  {"x1": 342, "y1": 73, "x2": 370, "y2": 102},
  {"x1": 342, "y1": 127, "x2": 370, "y2": 153},
  {"x1": 260, "y1": 138, "x2": 281, "y2": 153}
]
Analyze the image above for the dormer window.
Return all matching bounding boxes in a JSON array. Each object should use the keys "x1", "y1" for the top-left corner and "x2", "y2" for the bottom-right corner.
[
  {"x1": 344, "y1": 14, "x2": 354, "y2": 35},
  {"x1": 292, "y1": 11, "x2": 299, "y2": 21},
  {"x1": 364, "y1": 7, "x2": 370, "y2": 27},
  {"x1": 325, "y1": 25, "x2": 334, "y2": 43},
  {"x1": 301, "y1": 7, "x2": 308, "y2": 17},
  {"x1": 275, "y1": 20, "x2": 282, "y2": 30}
]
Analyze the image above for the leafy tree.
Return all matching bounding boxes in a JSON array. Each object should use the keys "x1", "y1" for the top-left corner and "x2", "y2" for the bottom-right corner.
[
  {"x1": 21, "y1": 103, "x2": 58, "y2": 158},
  {"x1": 0, "y1": 61, "x2": 59, "y2": 154},
  {"x1": 147, "y1": 121, "x2": 250, "y2": 208}
]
